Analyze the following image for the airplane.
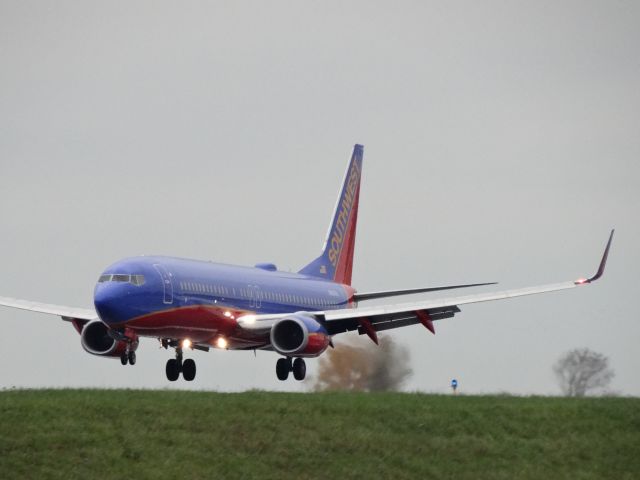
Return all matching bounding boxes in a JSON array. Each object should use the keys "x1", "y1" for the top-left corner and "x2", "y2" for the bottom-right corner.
[{"x1": 0, "y1": 145, "x2": 614, "y2": 382}]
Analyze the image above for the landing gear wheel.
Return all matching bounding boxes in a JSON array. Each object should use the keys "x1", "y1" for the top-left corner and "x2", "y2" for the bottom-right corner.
[
  {"x1": 182, "y1": 359, "x2": 196, "y2": 381},
  {"x1": 166, "y1": 358, "x2": 180, "y2": 381},
  {"x1": 120, "y1": 354, "x2": 128, "y2": 366},
  {"x1": 276, "y1": 358, "x2": 290, "y2": 381},
  {"x1": 127, "y1": 351, "x2": 136, "y2": 366},
  {"x1": 292, "y1": 358, "x2": 306, "y2": 381}
]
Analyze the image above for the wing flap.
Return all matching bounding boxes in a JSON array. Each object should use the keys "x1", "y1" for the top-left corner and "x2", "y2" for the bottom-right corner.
[{"x1": 323, "y1": 306, "x2": 461, "y2": 336}]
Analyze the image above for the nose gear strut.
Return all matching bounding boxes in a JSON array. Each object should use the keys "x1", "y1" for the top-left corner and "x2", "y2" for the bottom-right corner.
[{"x1": 110, "y1": 328, "x2": 138, "y2": 366}]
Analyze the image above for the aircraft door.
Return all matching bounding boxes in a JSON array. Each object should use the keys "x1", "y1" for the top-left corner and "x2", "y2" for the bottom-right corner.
[
  {"x1": 247, "y1": 285, "x2": 262, "y2": 309},
  {"x1": 255, "y1": 286, "x2": 262, "y2": 309},
  {"x1": 153, "y1": 264, "x2": 174, "y2": 304}
]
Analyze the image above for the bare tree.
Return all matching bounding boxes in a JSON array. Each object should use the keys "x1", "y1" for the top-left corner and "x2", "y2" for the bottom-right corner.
[
  {"x1": 553, "y1": 348, "x2": 614, "y2": 397},
  {"x1": 312, "y1": 335, "x2": 412, "y2": 392}
]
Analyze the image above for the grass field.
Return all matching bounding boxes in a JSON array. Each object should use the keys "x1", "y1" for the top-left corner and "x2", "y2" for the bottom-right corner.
[{"x1": 0, "y1": 390, "x2": 638, "y2": 479}]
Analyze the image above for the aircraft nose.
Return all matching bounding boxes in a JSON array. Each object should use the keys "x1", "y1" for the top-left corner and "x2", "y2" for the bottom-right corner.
[{"x1": 94, "y1": 284, "x2": 127, "y2": 325}]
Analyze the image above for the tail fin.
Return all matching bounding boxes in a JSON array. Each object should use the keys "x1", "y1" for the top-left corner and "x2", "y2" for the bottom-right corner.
[{"x1": 299, "y1": 144, "x2": 363, "y2": 285}]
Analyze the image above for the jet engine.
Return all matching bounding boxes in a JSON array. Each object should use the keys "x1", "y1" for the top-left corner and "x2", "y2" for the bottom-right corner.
[
  {"x1": 270, "y1": 314, "x2": 331, "y2": 357},
  {"x1": 80, "y1": 320, "x2": 137, "y2": 357}
]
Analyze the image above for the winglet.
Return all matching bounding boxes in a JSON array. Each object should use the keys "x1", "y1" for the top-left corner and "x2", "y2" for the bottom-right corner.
[{"x1": 575, "y1": 229, "x2": 614, "y2": 285}]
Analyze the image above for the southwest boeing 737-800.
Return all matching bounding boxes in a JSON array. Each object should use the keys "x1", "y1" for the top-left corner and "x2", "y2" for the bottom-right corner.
[{"x1": 0, "y1": 145, "x2": 613, "y2": 382}]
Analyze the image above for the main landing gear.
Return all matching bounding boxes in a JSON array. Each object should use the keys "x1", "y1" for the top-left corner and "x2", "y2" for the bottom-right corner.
[
  {"x1": 120, "y1": 350, "x2": 136, "y2": 366},
  {"x1": 276, "y1": 357, "x2": 306, "y2": 381},
  {"x1": 165, "y1": 347, "x2": 197, "y2": 382}
]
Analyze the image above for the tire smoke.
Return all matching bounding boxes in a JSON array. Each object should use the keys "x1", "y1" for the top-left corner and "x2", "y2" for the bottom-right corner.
[{"x1": 312, "y1": 335, "x2": 412, "y2": 392}]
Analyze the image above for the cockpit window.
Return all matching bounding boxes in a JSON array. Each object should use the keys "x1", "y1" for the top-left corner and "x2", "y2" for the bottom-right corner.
[{"x1": 97, "y1": 274, "x2": 145, "y2": 286}]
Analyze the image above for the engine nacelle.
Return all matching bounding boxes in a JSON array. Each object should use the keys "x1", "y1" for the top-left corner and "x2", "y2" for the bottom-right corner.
[
  {"x1": 270, "y1": 314, "x2": 331, "y2": 357},
  {"x1": 80, "y1": 320, "x2": 138, "y2": 358}
]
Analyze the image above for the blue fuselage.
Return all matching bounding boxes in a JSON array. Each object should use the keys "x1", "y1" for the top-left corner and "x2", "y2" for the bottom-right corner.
[{"x1": 93, "y1": 256, "x2": 352, "y2": 348}]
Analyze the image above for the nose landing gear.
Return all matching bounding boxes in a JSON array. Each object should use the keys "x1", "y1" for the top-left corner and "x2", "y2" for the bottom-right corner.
[
  {"x1": 112, "y1": 329, "x2": 138, "y2": 366},
  {"x1": 276, "y1": 357, "x2": 306, "y2": 381}
]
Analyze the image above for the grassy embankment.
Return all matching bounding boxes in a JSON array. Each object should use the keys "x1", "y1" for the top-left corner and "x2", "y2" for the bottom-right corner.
[{"x1": 0, "y1": 390, "x2": 639, "y2": 479}]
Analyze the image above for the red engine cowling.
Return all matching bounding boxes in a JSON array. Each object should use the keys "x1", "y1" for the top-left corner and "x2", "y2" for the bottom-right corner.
[
  {"x1": 80, "y1": 320, "x2": 138, "y2": 358},
  {"x1": 270, "y1": 314, "x2": 331, "y2": 358}
]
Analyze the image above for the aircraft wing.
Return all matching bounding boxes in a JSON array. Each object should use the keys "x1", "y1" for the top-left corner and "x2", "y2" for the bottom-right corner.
[
  {"x1": 320, "y1": 230, "x2": 614, "y2": 341},
  {"x1": 238, "y1": 230, "x2": 614, "y2": 342},
  {"x1": 321, "y1": 281, "x2": 576, "y2": 339},
  {"x1": 0, "y1": 296, "x2": 97, "y2": 321}
]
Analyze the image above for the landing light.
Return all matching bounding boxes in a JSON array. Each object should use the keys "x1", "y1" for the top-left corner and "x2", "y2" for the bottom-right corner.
[
  {"x1": 216, "y1": 337, "x2": 228, "y2": 349},
  {"x1": 224, "y1": 310, "x2": 232, "y2": 318},
  {"x1": 182, "y1": 339, "x2": 192, "y2": 349},
  {"x1": 239, "y1": 314, "x2": 256, "y2": 325}
]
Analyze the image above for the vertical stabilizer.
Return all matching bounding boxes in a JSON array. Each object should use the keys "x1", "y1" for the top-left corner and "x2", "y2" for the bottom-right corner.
[{"x1": 299, "y1": 144, "x2": 363, "y2": 285}]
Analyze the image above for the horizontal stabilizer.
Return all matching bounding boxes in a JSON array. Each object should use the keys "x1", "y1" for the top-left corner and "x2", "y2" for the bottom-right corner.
[{"x1": 353, "y1": 282, "x2": 497, "y2": 302}]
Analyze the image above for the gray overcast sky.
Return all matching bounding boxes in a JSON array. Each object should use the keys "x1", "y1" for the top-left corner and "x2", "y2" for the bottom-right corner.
[{"x1": 1, "y1": 1, "x2": 638, "y2": 395}]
